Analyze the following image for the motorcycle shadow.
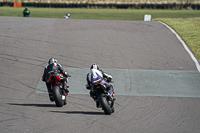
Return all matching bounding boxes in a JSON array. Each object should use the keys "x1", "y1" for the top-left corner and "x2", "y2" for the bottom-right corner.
[
  {"x1": 8, "y1": 103, "x2": 56, "y2": 107},
  {"x1": 51, "y1": 111, "x2": 105, "y2": 115}
]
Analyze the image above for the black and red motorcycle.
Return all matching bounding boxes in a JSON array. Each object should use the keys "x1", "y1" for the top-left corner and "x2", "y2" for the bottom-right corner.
[{"x1": 48, "y1": 74, "x2": 71, "y2": 107}]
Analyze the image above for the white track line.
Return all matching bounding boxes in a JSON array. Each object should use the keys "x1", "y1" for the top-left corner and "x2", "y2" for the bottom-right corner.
[{"x1": 158, "y1": 21, "x2": 200, "y2": 72}]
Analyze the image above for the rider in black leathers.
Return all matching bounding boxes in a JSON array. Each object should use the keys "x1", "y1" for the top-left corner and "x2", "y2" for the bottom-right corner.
[{"x1": 42, "y1": 58, "x2": 69, "y2": 102}]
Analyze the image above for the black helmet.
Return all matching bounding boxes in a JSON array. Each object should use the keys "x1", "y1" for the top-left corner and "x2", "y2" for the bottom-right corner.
[
  {"x1": 90, "y1": 64, "x2": 99, "y2": 70},
  {"x1": 48, "y1": 58, "x2": 57, "y2": 64}
]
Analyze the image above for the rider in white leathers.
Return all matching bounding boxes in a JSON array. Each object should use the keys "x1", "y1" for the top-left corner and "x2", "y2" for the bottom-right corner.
[{"x1": 86, "y1": 64, "x2": 114, "y2": 107}]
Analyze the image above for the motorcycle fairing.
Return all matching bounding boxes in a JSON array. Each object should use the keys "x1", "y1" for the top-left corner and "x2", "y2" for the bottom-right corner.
[{"x1": 49, "y1": 75, "x2": 61, "y2": 85}]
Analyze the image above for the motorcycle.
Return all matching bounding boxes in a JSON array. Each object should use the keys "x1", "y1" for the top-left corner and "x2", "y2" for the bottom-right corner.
[
  {"x1": 92, "y1": 78, "x2": 115, "y2": 115},
  {"x1": 48, "y1": 74, "x2": 71, "y2": 107}
]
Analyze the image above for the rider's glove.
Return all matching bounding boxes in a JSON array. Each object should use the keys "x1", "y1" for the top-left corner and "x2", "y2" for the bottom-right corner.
[
  {"x1": 86, "y1": 84, "x2": 91, "y2": 90},
  {"x1": 64, "y1": 71, "x2": 68, "y2": 77},
  {"x1": 41, "y1": 76, "x2": 45, "y2": 82},
  {"x1": 107, "y1": 77, "x2": 112, "y2": 82}
]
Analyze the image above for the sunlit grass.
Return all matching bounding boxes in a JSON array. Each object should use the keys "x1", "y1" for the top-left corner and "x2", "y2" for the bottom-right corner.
[
  {"x1": 0, "y1": 7, "x2": 200, "y2": 20},
  {"x1": 153, "y1": 17, "x2": 200, "y2": 60}
]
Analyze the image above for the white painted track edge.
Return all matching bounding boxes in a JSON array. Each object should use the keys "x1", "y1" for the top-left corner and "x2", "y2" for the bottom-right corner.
[{"x1": 158, "y1": 21, "x2": 200, "y2": 72}]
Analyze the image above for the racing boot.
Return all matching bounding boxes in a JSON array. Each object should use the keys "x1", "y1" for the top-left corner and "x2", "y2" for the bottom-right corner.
[
  {"x1": 48, "y1": 90, "x2": 54, "y2": 102},
  {"x1": 96, "y1": 101, "x2": 102, "y2": 108},
  {"x1": 90, "y1": 91, "x2": 97, "y2": 101},
  {"x1": 49, "y1": 93, "x2": 55, "y2": 102},
  {"x1": 47, "y1": 85, "x2": 54, "y2": 102},
  {"x1": 90, "y1": 91, "x2": 102, "y2": 108}
]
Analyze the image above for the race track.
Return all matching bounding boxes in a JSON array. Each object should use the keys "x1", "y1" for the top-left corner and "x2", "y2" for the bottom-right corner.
[{"x1": 1, "y1": 16, "x2": 200, "y2": 133}]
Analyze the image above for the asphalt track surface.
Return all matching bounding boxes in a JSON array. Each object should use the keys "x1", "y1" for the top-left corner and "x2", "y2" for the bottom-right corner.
[{"x1": 1, "y1": 16, "x2": 200, "y2": 133}]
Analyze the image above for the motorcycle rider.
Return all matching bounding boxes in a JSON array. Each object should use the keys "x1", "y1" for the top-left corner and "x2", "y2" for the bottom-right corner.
[
  {"x1": 86, "y1": 64, "x2": 115, "y2": 108},
  {"x1": 23, "y1": 7, "x2": 30, "y2": 17},
  {"x1": 42, "y1": 58, "x2": 70, "y2": 102}
]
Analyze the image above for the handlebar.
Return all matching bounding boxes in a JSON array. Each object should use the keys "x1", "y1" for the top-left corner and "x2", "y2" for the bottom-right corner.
[{"x1": 104, "y1": 78, "x2": 113, "y2": 83}]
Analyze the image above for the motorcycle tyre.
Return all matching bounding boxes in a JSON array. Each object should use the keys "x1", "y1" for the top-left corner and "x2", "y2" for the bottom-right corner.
[
  {"x1": 99, "y1": 93, "x2": 113, "y2": 115},
  {"x1": 52, "y1": 85, "x2": 63, "y2": 107}
]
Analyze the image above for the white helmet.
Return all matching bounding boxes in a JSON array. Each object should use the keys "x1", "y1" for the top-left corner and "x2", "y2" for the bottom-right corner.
[
  {"x1": 48, "y1": 58, "x2": 57, "y2": 64},
  {"x1": 90, "y1": 64, "x2": 99, "y2": 70}
]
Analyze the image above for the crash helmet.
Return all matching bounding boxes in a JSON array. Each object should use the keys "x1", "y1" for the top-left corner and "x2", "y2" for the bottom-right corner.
[
  {"x1": 90, "y1": 64, "x2": 99, "y2": 70},
  {"x1": 48, "y1": 58, "x2": 57, "y2": 64}
]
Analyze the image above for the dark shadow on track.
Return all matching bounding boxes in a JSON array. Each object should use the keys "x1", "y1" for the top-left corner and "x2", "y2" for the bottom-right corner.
[
  {"x1": 8, "y1": 103, "x2": 56, "y2": 107},
  {"x1": 51, "y1": 111, "x2": 104, "y2": 115}
]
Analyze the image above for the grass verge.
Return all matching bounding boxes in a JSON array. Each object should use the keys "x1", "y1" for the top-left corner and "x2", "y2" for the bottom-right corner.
[
  {"x1": 153, "y1": 17, "x2": 200, "y2": 61},
  {"x1": 0, "y1": 7, "x2": 200, "y2": 20}
]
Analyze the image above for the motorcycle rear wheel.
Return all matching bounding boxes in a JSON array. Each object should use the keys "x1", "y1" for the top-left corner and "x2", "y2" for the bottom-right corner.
[
  {"x1": 52, "y1": 85, "x2": 63, "y2": 107},
  {"x1": 99, "y1": 93, "x2": 113, "y2": 115}
]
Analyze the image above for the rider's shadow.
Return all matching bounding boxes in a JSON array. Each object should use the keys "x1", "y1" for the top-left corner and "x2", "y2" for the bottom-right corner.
[
  {"x1": 8, "y1": 103, "x2": 56, "y2": 107},
  {"x1": 8, "y1": 103, "x2": 105, "y2": 115},
  {"x1": 50, "y1": 111, "x2": 104, "y2": 115}
]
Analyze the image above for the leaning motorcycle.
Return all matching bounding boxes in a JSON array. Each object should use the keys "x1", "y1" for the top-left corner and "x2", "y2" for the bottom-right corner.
[
  {"x1": 48, "y1": 74, "x2": 70, "y2": 107},
  {"x1": 92, "y1": 79, "x2": 115, "y2": 115}
]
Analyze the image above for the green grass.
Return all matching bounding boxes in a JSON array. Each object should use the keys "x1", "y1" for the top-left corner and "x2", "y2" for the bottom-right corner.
[
  {"x1": 3, "y1": 0, "x2": 200, "y2": 4},
  {"x1": 153, "y1": 17, "x2": 200, "y2": 60},
  {"x1": 0, "y1": 7, "x2": 200, "y2": 20},
  {"x1": 0, "y1": 7, "x2": 200, "y2": 60}
]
